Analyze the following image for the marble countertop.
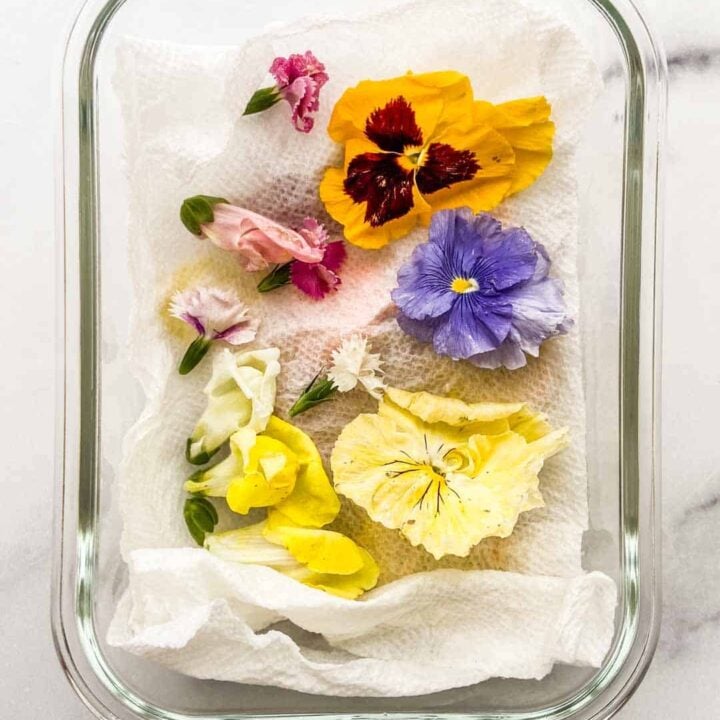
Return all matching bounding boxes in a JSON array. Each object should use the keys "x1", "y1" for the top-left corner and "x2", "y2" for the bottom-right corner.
[{"x1": 0, "y1": 0, "x2": 718, "y2": 716}]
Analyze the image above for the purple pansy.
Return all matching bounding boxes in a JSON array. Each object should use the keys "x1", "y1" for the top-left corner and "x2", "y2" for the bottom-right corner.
[{"x1": 391, "y1": 208, "x2": 571, "y2": 370}]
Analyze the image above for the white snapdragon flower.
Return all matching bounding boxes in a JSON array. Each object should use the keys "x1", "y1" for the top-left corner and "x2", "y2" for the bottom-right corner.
[{"x1": 187, "y1": 347, "x2": 281, "y2": 464}]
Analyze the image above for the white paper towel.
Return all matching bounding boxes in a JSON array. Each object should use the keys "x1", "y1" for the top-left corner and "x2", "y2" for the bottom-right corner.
[{"x1": 107, "y1": 0, "x2": 617, "y2": 697}]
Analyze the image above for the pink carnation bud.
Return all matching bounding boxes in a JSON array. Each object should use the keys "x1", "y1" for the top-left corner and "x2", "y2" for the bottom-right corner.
[{"x1": 269, "y1": 51, "x2": 329, "y2": 133}]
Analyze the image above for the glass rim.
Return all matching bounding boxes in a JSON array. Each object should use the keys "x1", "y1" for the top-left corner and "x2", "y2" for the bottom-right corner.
[{"x1": 52, "y1": 0, "x2": 666, "y2": 717}]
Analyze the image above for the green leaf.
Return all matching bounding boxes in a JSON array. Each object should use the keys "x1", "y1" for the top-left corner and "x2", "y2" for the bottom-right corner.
[
  {"x1": 180, "y1": 195, "x2": 228, "y2": 235},
  {"x1": 183, "y1": 497, "x2": 219, "y2": 546},
  {"x1": 185, "y1": 438, "x2": 220, "y2": 466},
  {"x1": 243, "y1": 86, "x2": 282, "y2": 116},
  {"x1": 178, "y1": 335, "x2": 213, "y2": 375},
  {"x1": 288, "y1": 375, "x2": 338, "y2": 418},
  {"x1": 257, "y1": 263, "x2": 292, "y2": 293}
]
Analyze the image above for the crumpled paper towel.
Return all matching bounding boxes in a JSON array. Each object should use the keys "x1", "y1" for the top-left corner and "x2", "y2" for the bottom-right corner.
[{"x1": 107, "y1": 0, "x2": 617, "y2": 697}]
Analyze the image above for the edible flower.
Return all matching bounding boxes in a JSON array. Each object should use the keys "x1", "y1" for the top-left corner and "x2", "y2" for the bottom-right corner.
[
  {"x1": 180, "y1": 196, "x2": 325, "y2": 271},
  {"x1": 289, "y1": 335, "x2": 386, "y2": 417},
  {"x1": 186, "y1": 415, "x2": 341, "y2": 528},
  {"x1": 187, "y1": 348, "x2": 281, "y2": 465},
  {"x1": 257, "y1": 218, "x2": 348, "y2": 300},
  {"x1": 392, "y1": 208, "x2": 570, "y2": 370},
  {"x1": 205, "y1": 518, "x2": 379, "y2": 599},
  {"x1": 169, "y1": 286, "x2": 259, "y2": 374},
  {"x1": 331, "y1": 386, "x2": 569, "y2": 559},
  {"x1": 320, "y1": 71, "x2": 554, "y2": 248},
  {"x1": 243, "y1": 51, "x2": 329, "y2": 133}
]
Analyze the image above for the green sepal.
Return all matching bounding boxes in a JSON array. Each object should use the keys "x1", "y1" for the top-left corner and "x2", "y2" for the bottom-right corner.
[
  {"x1": 243, "y1": 86, "x2": 282, "y2": 116},
  {"x1": 257, "y1": 262, "x2": 292, "y2": 293},
  {"x1": 179, "y1": 335, "x2": 213, "y2": 376},
  {"x1": 288, "y1": 373, "x2": 338, "y2": 418},
  {"x1": 185, "y1": 438, "x2": 220, "y2": 467},
  {"x1": 183, "y1": 497, "x2": 219, "y2": 546},
  {"x1": 185, "y1": 468, "x2": 207, "y2": 486},
  {"x1": 180, "y1": 195, "x2": 228, "y2": 236}
]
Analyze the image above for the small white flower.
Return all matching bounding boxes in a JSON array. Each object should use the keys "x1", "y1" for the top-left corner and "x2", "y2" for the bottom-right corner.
[
  {"x1": 328, "y1": 335, "x2": 386, "y2": 399},
  {"x1": 170, "y1": 286, "x2": 259, "y2": 345}
]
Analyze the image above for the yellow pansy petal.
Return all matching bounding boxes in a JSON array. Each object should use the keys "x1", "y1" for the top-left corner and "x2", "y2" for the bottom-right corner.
[
  {"x1": 384, "y1": 387, "x2": 525, "y2": 426},
  {"x1": 416, "y1": 124, "x2": 515, "y2": 214},
  {"x1": 507, "y1": 406, "x2": 552, "y2": 442},
  {"x1": 226, "y1": 433, "x2": 298, "y2": 514},
  {"x1": 264, "y1": 416, "x2": 341, "y2": 527},
  {"x1": 528, "y1": 426, "x2": 570, "y2": 460},
  {"x1": 328, "y1": 71, "x2": 473, "y2": 144},
  {"x1": 474, "y1": 96, "x2": 555, "y2": 195},
  {"x1": 319, "y1": 165, "x2": 430, "y2": 249}
]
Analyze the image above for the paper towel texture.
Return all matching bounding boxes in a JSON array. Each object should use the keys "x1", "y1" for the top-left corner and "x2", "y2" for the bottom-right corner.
[{"x1": 107, "y1": 0, "x2": 617, "y2": 696}]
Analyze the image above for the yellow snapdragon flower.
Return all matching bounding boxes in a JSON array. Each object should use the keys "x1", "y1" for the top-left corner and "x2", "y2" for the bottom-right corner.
[
  {"x1": 205, "y1": 517, "x2": 379, "y2": 600},
  {"x1": 185, "y1": 415, "x2": 340, "y2": 526}
]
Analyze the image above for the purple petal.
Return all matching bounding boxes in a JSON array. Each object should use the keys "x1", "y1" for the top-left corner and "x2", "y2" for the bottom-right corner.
[
  {"x1": 503, "y1": 276, "x2": 569, "y2": 356},
  {"x1": 181, "y1": 313, "x2": 206, "y2": 336},
  {"x1": 432, "y1": 295, "x2": 513, "y2": 359},
  {"x1": 391, "y1": 241, "x2": 457, "y2": 320},
  {"x1": 469, "y1": 334, "x2": 529, "y2": 370},
  {"x1": 396, "y1": 311, "x2": 445, "y2": 344},
  {"x1": 470, "y1": 223, "x2": 538, "y2": 292}
]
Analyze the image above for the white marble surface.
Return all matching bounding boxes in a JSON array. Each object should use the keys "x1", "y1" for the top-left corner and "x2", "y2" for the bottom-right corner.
[{"x1": 0, "y1": 0, "x2": 719, "y2": 716}]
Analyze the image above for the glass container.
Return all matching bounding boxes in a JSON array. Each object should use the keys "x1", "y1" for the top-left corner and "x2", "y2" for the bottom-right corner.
[{"x1": 53, "y1": 0, "x2": 665, "y2": 717}]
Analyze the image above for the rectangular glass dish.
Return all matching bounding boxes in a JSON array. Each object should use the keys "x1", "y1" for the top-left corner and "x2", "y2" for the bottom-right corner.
[{"x1": 53, "y1": 0, "x2": 664, "y2": 718}]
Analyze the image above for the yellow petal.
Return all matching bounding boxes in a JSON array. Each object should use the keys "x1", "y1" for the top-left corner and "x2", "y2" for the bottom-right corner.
[
  {"x1": 331, "y1": 388, "x2": 568, "y2": 559},
  {"x1": 418, "y1": 123, "x2": 515, "y2": 214},
  {"x1": 327, "y1": 71, "x2": 473, "y2": 144},
  {"x1": 225, "y1": 431, "x2": 298, "y2": 514},
  {"x1": 263, "y1": 522, "x2": 367, "y2": 575},
  {"x1": 302, "y1": 547, "x2": 379, "y2": 599},
  {"x1": 263, "y1": 416, "x2": 341, "y2": 527},
  {"x1": 384, "y1": 387, "x2": 525, "y2": 426},
  {"x1": 206, "y1": 521, "x2": 379, "y2": 600},
  {"x1": 474, "y1": 96, "x2": 555, "y2": 195},
  {"x1": 319, "y1": 160, "x2": 431, "y2": 249}
]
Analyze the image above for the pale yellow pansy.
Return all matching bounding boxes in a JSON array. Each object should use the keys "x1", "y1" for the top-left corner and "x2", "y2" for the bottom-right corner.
[{"x1": 331, "y1": 387, "x2": 569, "y2": 559}]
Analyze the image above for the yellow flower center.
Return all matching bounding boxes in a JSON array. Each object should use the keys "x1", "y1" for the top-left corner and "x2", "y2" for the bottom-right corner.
[{"x1": 451, "y1": 277, "x2": 479, "y2": 294}]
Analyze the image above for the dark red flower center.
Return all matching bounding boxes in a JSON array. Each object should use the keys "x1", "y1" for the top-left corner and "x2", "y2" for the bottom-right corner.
[
  {"x1": 365, "y1": 96, "x2": 424, "y2": 152},
  {"x1": 344, "y1": 153, "x2": 415, "y2": 227},
  {"x1": 415, "y1": 143, "x2": 481, "y2": 195},
  {"x1": 343, "y1": 97, "x2": 481, "y2": 228}
]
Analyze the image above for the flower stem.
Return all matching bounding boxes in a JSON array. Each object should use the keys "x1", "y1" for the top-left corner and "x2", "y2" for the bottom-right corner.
[
  {"x1": 257, "y1": 262, "x2": 293, "y2": 293},
  {"x1": 289, "y1": 374, "x2": 338, "y2": 417},
  {"x1": 243, "y1": 86, "x2": 282, "y2": 116},
  {"x1": 179, "y1": 335, "x2": 213, "y2": 375}
]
